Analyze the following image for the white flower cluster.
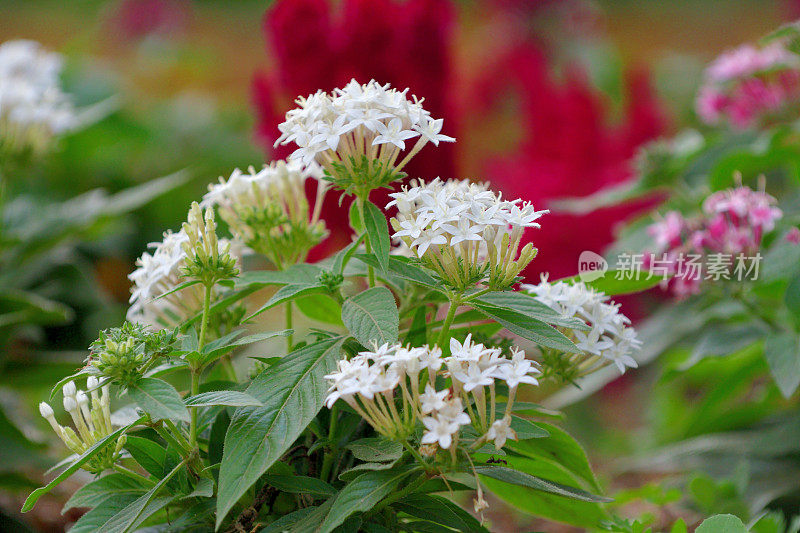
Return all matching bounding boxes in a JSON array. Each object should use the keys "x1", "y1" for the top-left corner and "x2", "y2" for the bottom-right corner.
[
  {"x1": 522, "y1": 277, "x2": 640, "y2": 374},
  {"x1": 325, "y1": 337, "x2": 540, "y2": 453},
  {"x1": 0, "y1": 40, "x2": 76, "y2": 153},
  {"x1": 201, "y1": 160, "x2": 329, "y2": 267},
  {"x1": 39, "y1": 378, "x2": 123, "y2": 472},
  {"x1": 275, "y1": 79, "x2": 454, "y2": 194},
  {"x1": 388, "y1": 178, "x2": 548, "y2": 289},
  {"x1": 127, "y1": 226, "x2": 239, "y2": 329}
]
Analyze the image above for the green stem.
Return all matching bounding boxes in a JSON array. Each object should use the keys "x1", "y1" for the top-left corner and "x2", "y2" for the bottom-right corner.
[
  {"x1": 285, "y1": 301, "x2": 294, "y2": 352},
  {"x1": 189, "y1": 284, "x2": 212, "y2": 450},
  {"x1": 437, "y1": 295, "x2": 461, "y2": 348},
  {"x1": 163, "y1": 420, "x2": 192, "y2": 452},
  {"x1": 356, "y1": 195, "x2": 375, "y2": 287},
  {"x1": 319, "y1": 405, "x2": 340, "y2": 482},
  {"x1": 113, "y1": 464, "x2": 154, "y2": 486}
]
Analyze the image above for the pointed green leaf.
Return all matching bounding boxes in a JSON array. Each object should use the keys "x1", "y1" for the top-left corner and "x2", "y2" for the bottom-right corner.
[
  {"x1": 246, "y1": 283, "x2": 326, "y2": 321},
  {"x1": 216, "y1": 337, "x2": 345, "y2": 528},
  {"x1": 393, "y1": 494, "x2": 489, "y2": 533},
  {"x1": 185, "y1": 390, "x2": 264, "y2": 408},
  {"x1": 474, "y1": 292, "x2": 589, "y2": 330},
  {"x1": 764, "y1": 332, "x2": 800, "y2": 398},
  {"x1": 363, "y1": 200, "x2": 390, "y2": 273},
  {"x1": 475, "y1": 305, "x2": 580, "y2": 353},
  {"x1": 341, "y1": 287, "x2": 399, "y2": 347},
  {"x1": 127, "y1": 377, "x2": 189, "y2": 422},
  {"x1": 63, "y1": 474, "x2": 149, "y2": 512}
]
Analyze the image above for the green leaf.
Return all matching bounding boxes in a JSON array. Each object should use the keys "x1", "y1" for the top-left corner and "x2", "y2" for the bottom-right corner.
[
  {"x1": 124, "y1": 436, "x2": 167, "y2": 477},
  {"x1": 474, "y1": 455, "x2": 609, "y2": 528},
  {"x1": 556, "y1": 271, "x2": 666, "y2": 296},
  {"x1": 246, "y1": 283, "x2": 326, "y2": 321},
  {"x1": 127, "y1": 377, "x2": 190, "y2": 423},
  {"x1": 63, "y1": 474, "x2": 149, "y2": 512},
  {"x1": 508, "y1": 422, "x2": 601, "y2": 492},
  {"x1": 354, "y1": 254, "x2": 440, "y2": 289},
  {"x1": 474, "y1": 292, "x2": 589, "y2": 330},
  {"x1": 764, "y1": 332, "x2": 800, "y2": 398},
  {"x1": 185, "y1": 390, "x2": 264, "y2": 407},
  {"x1": 510, "y1": 416, "x2": 550, "y2": 440},
  {"x1": 262, "y1": 475, "x2": 336, "y2": 498},
  {"x1": 785, "y1": 273, "x2": 800, "y2": 316},
  {"x1": 341, "y1": 287, "x2": 399, "y2": 347},
  {"x1": 363, "y1": 200, "x2": 391, "y2": 273},
  {"x1": 200, "y1": 330, "x2": 292, "y2": 366},
  {"x1": 680, "y1": 323, "x2": 765, "y2": 370},
  {"x1": 474, "y1": 465, "x2": 610, "y2": 502},
  {"x1": 296, "y1": 467, "x2": 417, "y2": 533},
  {"x1": 393, "y1": 494, "x2": 488, "y2": 533},
  {"x1": 345, "y1": 438, "x2": 403, "y2": 462},
  {"x1": 235, "y1": 264, "x2": 323, "y2": 289},
  {"x1": 22, "y1": 418, "x2": 143, "y2": 512},
  {"x1": 475, "y1": 305, "x2": 580, "y2": 353},
  {"x1": 68, "y1": 494, "x2": 140, "y2": 533},
  {"x1": 0, "y1": 289, "x2": 73, "y2": 327},
  {"x1": 296, "y1": 294, "x2": 345, "y2": 326},
  {"x1": 695, "y1": 514, "x2": 748, "y2": 533},
  {"x1": 216, "y1": 337, "x2": 345, "y2": 528},
  {"x1": 99, "y1": 460, "x2": 184, "y2": 533}
]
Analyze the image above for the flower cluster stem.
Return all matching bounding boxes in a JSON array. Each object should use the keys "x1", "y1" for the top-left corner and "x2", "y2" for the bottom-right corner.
[
  {"x1": 189, "y1": 284, "x2": 212, "y2": 450},
  {"x1": 285, "y1": 301, "x2": 294, "y2": 352},
  {"x1": 437, "y1": 295, "x2": 461, "y2": 348}
]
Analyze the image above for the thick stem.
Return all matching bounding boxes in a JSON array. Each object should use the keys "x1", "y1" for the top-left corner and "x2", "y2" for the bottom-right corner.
[
  {"x1": 319, "y1": 404, "x2": 340, "y2": 482},
  {"x1": 437, "y1": 296, "x2": 461, "y2": 348},
  {"x1": 190, "y1": 284, "x2": 212, "y2": 450},
  {"x1": 356, "y1": 195, "x2": 375, "y2": 287}
]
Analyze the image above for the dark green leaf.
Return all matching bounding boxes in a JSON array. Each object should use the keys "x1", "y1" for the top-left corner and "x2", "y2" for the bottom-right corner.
[
  {"x1": 63, "y1": 474, "x2": 149, "y2": 512},
  {"x1": 345, "y1": 438, "x2": 403, "y2": 462},
  {"x1": 474, "y1": 465, "x2": 610, "y2": 502},
  {"x1": 354, "y1": 254, "x2": 439, "y2": 289},
  {"x1": 246, "y1": 283, "x2": 326, "y2": 321},
  {"x1": 474, "y1": 292, "x2": 589, "y2": 330},
  {"x1": 363, "y1": 200, "x2": 391, "y2": 273},
  {"x1": 216, "y1": 337, "x2": 345, "y2": 528},
  {"x1": 475, "y1": 305, "x2": 579, "y2": 353},
  {"x1": 510, "y1": 416, "x2": 550, "y2": 440},
  {"x1": 263, "y1": 475, "x2": 336, "y2": 498},
  {"x1": 341, "y1": 287, "x2": 399, "y2": 347},
  {"x1": 185, "y1": 390, "x2": 263, "y2": 407},
  {"x1": 235, "y1": 264, "x2": 323, "y2": 289},
  {"x1": 127, "y1": 378, "x2": 189, "y2": 423},
  {"x1": 124, "y1": 436, "x2": 166, "y2": 477},
  {"x1": 393, "y1": 494, "x2": 488, "y2": 533}
]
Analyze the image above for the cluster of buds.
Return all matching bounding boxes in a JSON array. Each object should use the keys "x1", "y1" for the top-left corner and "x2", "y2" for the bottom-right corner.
[
  {"x1": 128, "y1": 206, "x2": 241, "y2": 328},
  {"x1": 523, "y1": 277, "x2": 640, "y2": 377},
  {"x1": 39, "y1": 378, "x2": 123, "y2": 473},
  {"x1": 696, "y1": 41, "x2": 800, "y2": 129},
  {"x1": 88, "y1": 322, "x2": 175, "y2": 386},
  {"x1": 645, "y1": 181, "x2": 782, "y2": 297},
  {"x1": 201, "y1": 160, "x2": 328, "y2": 268},
  {"x1": 275, "y1": 79, "x2": 454, "y2": 196},
  {"x1": 0, "y1": 40, "x2": 77, "y2": 156},
  {"x1": 181, "y1": 202, "x2": 239, "y2": 286},
  {"x1": 324, "y1": 337, "x2": 541, "y2": 458},
  {"x1": 387, "y1": 178, "x2": 547, "y2": 290}
]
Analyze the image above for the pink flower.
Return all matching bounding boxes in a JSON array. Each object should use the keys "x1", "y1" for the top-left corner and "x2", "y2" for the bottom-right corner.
[{"x1": 785, "y1": 227, "x2": 800, "y2": 244}]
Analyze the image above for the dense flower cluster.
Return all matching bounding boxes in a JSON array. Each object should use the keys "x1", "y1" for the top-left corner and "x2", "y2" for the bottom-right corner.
[
  {"x1": 696, "y1": 41, "x2": 800, "y2": 129},
  {"x1": 645, "y1": 184, "x2": 782, "y2": 297},
  {"x1": 324, "y1": 337, "x2": 540, "y2": 454},
  {"x1": 523, "y1": 277, "x2": 640, "y2": 374},
  {"x1": 127, "y1": 208, "x2": 240, "y2": 328},
  {"x1": 388, "y1": 178, "x2": 547, "y2": 290},
  {"x1": 0, "y1": 39, "x2": 77, "y2": 154},
  {"x1": 39, "y1": 378, "x2": 123, "y2": 473},
  {"x1": 275, "y1": 79, "x2": 454, "y2": 195},
  {"x1": 201, "y1": 160, "x2": 329, "y2": 267},
  {"x1": 88, "y1": 322, "x2": 175, "y2": 386}
]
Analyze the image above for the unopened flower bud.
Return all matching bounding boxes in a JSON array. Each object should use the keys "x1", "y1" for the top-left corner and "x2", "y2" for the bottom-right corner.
[
  {"x1": 87, "y1": 376, "x2": 99, "y2": 390},
  {"x1": 39, "y1": 402, "x2": 54, "y2": 419},
  {"x1": 63, "y1": 381, "x2": 77, "y2": 398},
  {"x1": 63, "y1": 396, "x2": 78, "y2": 413},
  {"x1": 75, "y1": 390, "x2": 89, "y2": 407}
]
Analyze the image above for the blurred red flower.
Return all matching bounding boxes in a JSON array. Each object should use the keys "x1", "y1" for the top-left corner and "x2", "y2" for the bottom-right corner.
[{"x1": 252, "y1": 0, "x2": 667, "y2": 276}]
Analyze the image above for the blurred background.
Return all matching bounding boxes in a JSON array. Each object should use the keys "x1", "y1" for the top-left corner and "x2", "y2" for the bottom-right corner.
[{"x1": 1, "y1": 0, "x2": 797, "y2": 530}]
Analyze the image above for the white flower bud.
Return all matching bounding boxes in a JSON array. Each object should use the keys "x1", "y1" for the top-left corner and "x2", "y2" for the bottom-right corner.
[
  {"x1": 62, "y1": 381, "x2": 77, "y2": 398},
  {"x1": 87, "y1": 376, "x2": 99, "y2": 390},
  {"x1": 63, "y1": 395, "x2": 78, "y2": 413},
  {"x1": 39, "y1": 402, "x2": 54, "y2": 419},
  {"x1": 75, "y1": 390, "x2": 89, "y2": 407}
]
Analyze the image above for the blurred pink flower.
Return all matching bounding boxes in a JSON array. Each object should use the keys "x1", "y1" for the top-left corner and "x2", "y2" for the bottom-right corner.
[
  {"x1": 696, "y1": 42, "x2": 800, "y2": 128},
  {"x1": 107, "y1": 0, "x2": 192, "y2": 40}
]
